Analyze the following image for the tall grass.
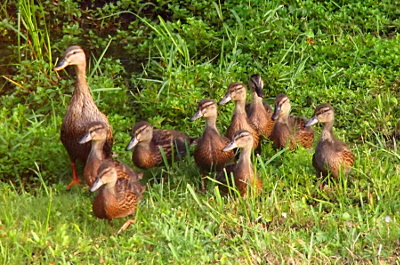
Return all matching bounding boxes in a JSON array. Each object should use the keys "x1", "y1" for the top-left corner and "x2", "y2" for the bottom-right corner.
[{"x1": 3, "y1": 0, "x2": 52, "y2": 63}]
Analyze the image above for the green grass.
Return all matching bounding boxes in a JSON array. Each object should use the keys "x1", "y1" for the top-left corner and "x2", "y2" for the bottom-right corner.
[
  {"x1": 1, "y1": 0, "x2": 400, "y2": 264},
  {"x1": 1, "y1": 140, "x2": 399, "y2": 264}
]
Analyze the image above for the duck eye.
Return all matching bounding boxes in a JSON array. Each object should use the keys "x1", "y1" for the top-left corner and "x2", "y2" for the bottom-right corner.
[
  {"x1": 319, "y1": 109, "x2": 329, "y2": 115},
  {"x1": 234, "y1": 86, "x2": 243, "y2": 92},
  {"x1": 100, "y1": 168, "x2": 112, "y2": 177}
]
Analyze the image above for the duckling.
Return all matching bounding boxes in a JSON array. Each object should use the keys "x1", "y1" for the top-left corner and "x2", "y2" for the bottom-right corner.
[
  {"x1": 270, "y1": 94, "x2": 314, "y2": 150},
  {"x1": 54, "y1": 46, "x2": 113, "y2": 189},
  {"x1": 125, "y1": 121, "x2": 192, "y2": 170},
  {"x1": 220, "y1": 130, "x2": 263, "y2": 197},
  {"x1": 218, "y1": 82, "x2": 259, "y2": 149},
  {"x1": 91, "y1": 159, "x2": 145, "y2": 234},
  {"x1": 189, "y1": 99, "x2": 235, "y2": 191},
  {"x1": 305, "y1": 104, "x2": 354, "y2": 179},
  {"x1": 246, "y1": 74, "x2": 275, "y2": 138},
  {"x1": 79, "y1": 121, "x2": 109, "y2": 187}
]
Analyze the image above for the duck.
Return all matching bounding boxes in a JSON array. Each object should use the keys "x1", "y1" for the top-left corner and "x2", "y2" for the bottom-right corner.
[
  {"x1": 246, "y1": 74, "x2": 275, "y2": 138},
  {"x1": 91, "y1": 159, "x2": 146, "y2": 234},
  {"x1": 79, "y1": 121, "x2": 119, "y2": 187},
  {"x1": 269, "y1": 94, "x2": 314, "y2": 150},
  {"x1": 218, "y1": 82, "x2": 259, "y2": 149},
  {"x1": 305, "y1": 104, "x2": 354, "y2": 179},
  {"x1": 125, "y1": 121, "x2": 193, "y2": 170},
  {"x1": 54, "y1": 45, "x2": 113, "y2": 189},
  {"x1": 219, "y1": 130, "x2": 263, "y2": 197},
  {"x1": 189, "y1": 99, "x2": 235, "y2": 191}
]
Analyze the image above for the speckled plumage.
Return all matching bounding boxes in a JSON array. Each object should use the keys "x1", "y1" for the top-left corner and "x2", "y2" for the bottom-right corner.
[
  {"x1": 91, "y1": 159, "x2": 145, "y2": 234},
  {"x1": 270, "y1": 94, "x2": 314, "y2": 150},
  {"x1": 126, "y1": 121, "x2": 192, "y2": 170},
  {"x1": 194, "y1": 128, "x2": 234, "y2": 171},
  {"x1": 79, "y1": 121, "x2": 113, "y2": 187},
  {"x1": 305, "y1": 104, "x2": 354, "y2": 179},
  {"x1": 190, "y1": 99, "x2": 234, "y2": 172},
  {"x1": 219, "y1": 130, "x2": 263, "y2": 197},
  {"x1": 54, "y1": 46, "x2": 113, "y2": 189},
  {"x1": 218, "y1": 82, "x2": 259, "y2": 149},
  {"x1": 190, "y1": 99, "x2": 235, "y2": 191}
]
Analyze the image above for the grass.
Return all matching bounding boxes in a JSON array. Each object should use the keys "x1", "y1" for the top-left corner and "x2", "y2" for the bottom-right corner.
[
  {"x1": 1, "y1": 0, "x2": 400, "y2": 264},
  {"x1": 0, "y1": 140, "x2": 399, "y2": 264}
]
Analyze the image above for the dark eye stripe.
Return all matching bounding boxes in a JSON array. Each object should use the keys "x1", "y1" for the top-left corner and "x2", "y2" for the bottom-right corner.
[
  {"x1": 99, "y1": 167, "x2": 112, "y2": 177},
  {"x1": 279, "y1": 99, "x2": 288, "y2": 106},
  {"x1": 136, "y1": 125, "x2": 148, "y2": 135},
  {"x1": 317, "y1": 108, "x2": 330, "y2": 115},
  {"x1": 95, "y1": 124, "x2": 105, "y2": 131},
  {"x1": 235, "y1": 86, "x2": 243, "y2": 92},
  {"x1": 235, "y1": 132, "x2": 250, "y2": 140},
  {"x1": 201, "y1": 102, "x2": 214, "y2": 110},
  {"x1": 68, "y1": 50, "x2": 82, "y2": 57},
  {"x1": 231, "y1": 84, "x2": 244, "y2": 92}
]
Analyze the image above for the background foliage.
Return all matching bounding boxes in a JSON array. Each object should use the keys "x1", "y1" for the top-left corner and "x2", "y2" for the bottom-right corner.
[{"x1": 0, "y1": 0, "x2": 399, "y2": 263}]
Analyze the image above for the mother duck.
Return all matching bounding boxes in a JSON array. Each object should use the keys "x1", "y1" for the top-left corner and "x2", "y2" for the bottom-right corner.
[{"x1": 54, "y1": 46, "x2": 113, "y2": 189}]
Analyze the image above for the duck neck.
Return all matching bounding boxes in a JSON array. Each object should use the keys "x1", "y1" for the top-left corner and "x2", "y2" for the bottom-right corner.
[
  {"x1": 89, "y1": 140, "x2": 106, "y2": 161},
  {"x1": 238, "y1": 146, "x2": 252, "y2": 170},
  {"x1": 139, "y1": 140, "x2": 152, "y2": 151},
  {"x1": 104, "y1": 182, "x2": 117, "y2": 196},
  {"x1": 279, "y1": 112, "x2": 290, "y2": 124},
  {"x1": 252, "y1": 91, "x2": 262, "y2": 104},
  {"x1": 234, "y1": 99, "x2": 247, "y2": 114},
  {"x1": 73, "y1": 63, "x2": 92, "y2": 98},
  {"x1": 321, "y1": 121, "x2": 335, "y2": 141},
  {"x1": 205, "y1": 116, "x2": 219, "y2": 132}
]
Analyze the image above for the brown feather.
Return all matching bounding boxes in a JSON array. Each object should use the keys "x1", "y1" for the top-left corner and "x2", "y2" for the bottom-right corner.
[
  {"x1": 128, "y1": 121, "x2": 192, "y2": 170},
  {"x1": 218, "y1": 130, "x2": 262, "y2": 197},
  {"x1": 306, "y1": 104, "x2": 354, "y2": 179},
  {"x1": 246, "y1": 74, "x2": 275, "y2": 137},
  {"x1": 226, "y1": 112, "x2": 260, "y2": 148},
  {"x1": 81, "y1": 121, "x2": 110, "y2": 187},
  {"x1": 194, "y1": 127, "x2": 234, "y2": 172},
  {"x1": 56, "y1": 46, "x2": 113, "y2": 169},
  {"x1": 191, "y1": 99, "x2": 235, "y2": 172},
  {"x1": 219, "y1": 82, "x2": 260, "y2": 149},
  {"x1": 92, "y1": 160, "x2": 145, "y2": 222},
  {"x1": 270, "y1": 94, "x2": 314, "y2": 150},
  {"x1": 247, "y1": 101, "x2": 275, "y2": 137}
]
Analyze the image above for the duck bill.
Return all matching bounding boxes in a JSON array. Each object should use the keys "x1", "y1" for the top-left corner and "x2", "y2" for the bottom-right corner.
[
  {"x1": 255, "y1": 86, "x2": 265, "y2": 98},
  {"x1": 90, "y1": 178, "x2": 104, "y2": 192},
  {"x1": 53, "y1": 59, "x2": 68, "y2": 71},
  {"x1": 125, "y1": 136, "x2": 139, "y2": 151},
  {"x1": 305, "y1": 116, "x2": 319, "y2": 127},
  {"x1": 222, "y1": 141, "x2": 238, "y2": 152},
  {"x1": 218, "y1": 94, "x2": 232, "y2": 105},
  {"x1": 189, "y1": 110, "x2": 203, "y2": 121},
  {"x1": 250, "y1": 74, "x2": 264, "y2": 97},
  {"x1": 79, "y1": 132, "x2": 92, "y2": 144},
  {"x1": 271, "y1": 106, "x2": 281, "y2": 121}
]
